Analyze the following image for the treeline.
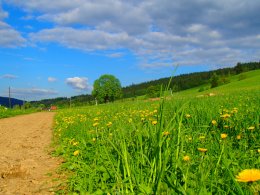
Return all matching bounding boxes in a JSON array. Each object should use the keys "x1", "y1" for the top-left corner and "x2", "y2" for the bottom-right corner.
[
  {"x1": 31, "y1": 94, "x2": 94, "y2": 108},
  {"x1": 122, "y1": 61, "x2": 260, "y2": 98},
  {"x1": 31, "y1": 61, "x2": 260, "y2": 108}
]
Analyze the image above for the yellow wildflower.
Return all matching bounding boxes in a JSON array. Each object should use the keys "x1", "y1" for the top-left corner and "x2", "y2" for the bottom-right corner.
[
  {"x1": 221, "y1": 113, "x2": 231, "y2": 119},
  {"x1": 93, "y1": 117, "x2": 99, "y2": 121},
  {"x1": 198, "y1": 148, "x2": 208, "y2": 153},
  {"x1": 237, "y1": 135, "x2": 241, "y2": 140},
  {"x1": 183, "y1": 155, "x2": 190, "y2": 161},
  {"x1": 152, "y1": 121, "x2": 157, "y2": 125},
  {"x1": 185, "y1": 114, "x2": 191, "y2": 118},
  {"x1": 212, "y1": 120, "x2": 217, "y2": 125},
  {"x1": 107, "y1": 122, "x2": 112, "y2": 127},
  {"x1": 162, "y1": 131, "x2": 170, "y2": 136},
  {"x1": 73, "y1": 150, "x2": 80, "y2": 156},
  {"x1": 199, "y1": 136, "x2": 206, "y2": 140},
  {"x1": 236, "y1": 169, "x2": 260, "y2": 182},
  {"x1": 221, "y1": 133, "x2": 228, "y2": 139},
  {"x1": 248, "y1": 126, "x2": 255, "y2": 130},
  {"x1": 93, "y1": 122, "x2": 99, "y2": 127},
  {"x1": 92, "y1": 138, "x2": 96, "y2": 142}
]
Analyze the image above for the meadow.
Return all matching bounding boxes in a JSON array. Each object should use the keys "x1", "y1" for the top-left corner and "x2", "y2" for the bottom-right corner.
[
  {"x1": 53, "y1": 71, "x2": 260, "y2": 194},
  {"x1": 0, "y1": 106, "x2": 36, "y2": 119}
]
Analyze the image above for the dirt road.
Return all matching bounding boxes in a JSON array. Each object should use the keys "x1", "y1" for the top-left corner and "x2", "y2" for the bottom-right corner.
[{"x1": 0, "y1": 112, "x2": 63, "y2": 195}]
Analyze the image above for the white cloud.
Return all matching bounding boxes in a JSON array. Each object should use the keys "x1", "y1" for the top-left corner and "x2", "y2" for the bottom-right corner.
[
  {"x1": 11, "y1": 88, "x2": 58, "y2": 96},
  {"x1": 66, "y1": 77, "x2": 91, "y2": 90},
  {"x1": 4, "y1": 0, "x2": 260, "y2": 68},
  {"x1": 48, "y1": 77, "x2": 57, "y2": 82},
  {"x1": 1, "y1": 74, "x2": 18, "y2": 79}
]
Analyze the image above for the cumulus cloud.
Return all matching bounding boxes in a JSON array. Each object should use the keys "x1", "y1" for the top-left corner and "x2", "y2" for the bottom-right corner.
[
  {"x1": 48, "y1": 77, "x2": 57, "y2": 82},
  {"x1": 1, "y1": 74, "x2": 18, "y2": 79},
  {"x1": 0, "y1": 4, "x2": 25, "y2": 47},
  {"x1": 11, "y1": 88, "x2": 58, "y2": 96},
  {"x1": 66, "y1": 77, "x2": 91, "y2": 90},
  {"x1": 4, "y1": 0, "x2": 260, "y2": 67}
]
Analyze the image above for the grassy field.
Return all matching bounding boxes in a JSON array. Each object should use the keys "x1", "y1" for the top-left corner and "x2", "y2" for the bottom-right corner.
[
  {"x1": 0, "y1": 106, "x2": 36, "y2": 119},
  {"x1": 53, "y1": 71, "x2": 260, "y2": 194}
]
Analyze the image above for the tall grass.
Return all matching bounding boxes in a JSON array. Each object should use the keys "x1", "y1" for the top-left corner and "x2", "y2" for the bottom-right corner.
[{"x1": 53, "y1": 89, "x2": 260, "y2": 194}]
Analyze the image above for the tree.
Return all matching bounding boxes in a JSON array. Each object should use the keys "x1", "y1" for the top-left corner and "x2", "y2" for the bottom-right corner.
[
  {"x1": 210, "y1": 73, "x2": 220, "y2": 88},
  {"x1": 92, "y1": 74, "x2": 122, "y2": 103},
  {"x1": 146, "y1": 85, "x2": 161, "y2": 98}
]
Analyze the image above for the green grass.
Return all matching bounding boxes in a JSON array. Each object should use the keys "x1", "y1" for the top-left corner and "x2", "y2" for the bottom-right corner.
[
  {"x1": 53, "y1": 70, "x2": 260, "y2": 194},
  {"x1": 0, "y1": 106, "x2": 37, "y2": 119}
]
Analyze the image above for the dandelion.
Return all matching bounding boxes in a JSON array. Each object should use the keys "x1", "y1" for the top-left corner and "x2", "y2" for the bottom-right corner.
[
  {"x1": 257, "y1": 149, "x2": 260, "y2": 153},
  {"x1": 236, "y1": 169, "x2": 260, "y2": 182},
  {"x1": 93, "y1": 117, "x2": 99, "y2": 121},
  {"x1": 212, "y1": 120, "x2": 217, "y2": 125},
  {"x1": 162, "y1": 131, "x2": 170, "y2": 136},
  {"x1": 248, "y1": 126, "x2": 255, "y2": 130},
  {"x1": 198, "y1": 148, "x2": 208, "y2": 153},
  {"x1": 185, "y1": 114, "x2": 191, "y2": 118},
  {"x1": 183, "y1": 155, "x2": 190, "y2": 161},
  {"x1": 93, "y1": 122, "x2": 99, "y2": 127},
  {"x1": 224, "y1": 125, "x2": 229, "y2": 129},
  {"x1": 237, "y1": 135, "x2": 241, "y2": 140},
  {"x1": 92, "y1": 138, "x2": 96, "y2": 142},
  {"x1": 73, "y1": 150, "x2": 80, "y2": 156},
  {"x1": 220, "y1": 113, "x2": 231, "y2": 119},
  {"x1": 199, "y1": 136, "x2": 206, "y2": 140},
  {"x1": 221, "y1": 133, "x2": 228, "y2": 139},
  {"x1": 152, "y1": 121, "x2": 157, "y2": 125},
  {"x1": 107, "y1": 122, "x2": 112, "y2": 127}
]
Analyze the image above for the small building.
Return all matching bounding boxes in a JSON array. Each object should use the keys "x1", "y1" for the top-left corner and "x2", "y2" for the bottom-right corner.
[{"x1": 50, "y1": 105, "x2": 57, "y2": 111}]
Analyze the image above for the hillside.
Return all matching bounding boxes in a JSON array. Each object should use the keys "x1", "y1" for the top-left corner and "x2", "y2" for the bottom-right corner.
[
  {"x1": 122, "y1": 61, "x2": 260, "y2": 98},
  {"x1": 30, "y1": 61, "x2": 260, "y2": 107},
  {"x1": 0, "y1": 97, "x2": 24, "y2": 108}
]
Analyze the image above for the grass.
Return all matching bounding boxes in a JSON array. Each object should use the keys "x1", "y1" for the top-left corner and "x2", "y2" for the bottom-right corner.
[
  {"x1": 0, "y1": 106, "x2": 37, "y2": 119},
  {"x1": 52, "y1": 71, "x2": 260, "y2": 194}
]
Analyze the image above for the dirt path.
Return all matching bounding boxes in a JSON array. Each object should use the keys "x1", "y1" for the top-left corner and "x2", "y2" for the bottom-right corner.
[{"x1": 0, "y1": 112, "x2": 63, "y2": 195}]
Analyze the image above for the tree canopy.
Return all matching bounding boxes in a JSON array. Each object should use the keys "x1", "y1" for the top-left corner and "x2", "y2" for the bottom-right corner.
[{"x1": 92, "y1": 74, "x2": 122, "y2": 103}]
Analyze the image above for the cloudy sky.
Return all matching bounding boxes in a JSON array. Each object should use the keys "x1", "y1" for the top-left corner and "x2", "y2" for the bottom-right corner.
[{"x1": 0, "y1": 0, "x2": 259, "y2": 100}]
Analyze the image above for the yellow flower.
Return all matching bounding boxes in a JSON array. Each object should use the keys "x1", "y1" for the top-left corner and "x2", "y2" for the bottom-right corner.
[
  {"x1": 107, "y1": 122, "x2": 112, "y2": 127},
  {"x1": 92, "y1": 138, "x2": 96, "y2": 142},
  {"x1": 188, "y1": 137, "x2": 192, "y2": 141},
  {"x1": 221, "y1": 133, "x2": 228, "y2": 139},
  {"x1": 152, "y1": 121, "x2": 157, "y2": 125},
  {"x1": 257, "y1": 149, "x2": 260, "y2": 153},
  {"x1": 183, "y1": 155, "x2": 190, "y2": 161},
  {"x1": 162, "y1": 131, "x2": 170, "y2": 136},
  {"x1": 93, "y1": 117, "x2": 99, "y2": 121},
  {"x1": 220, "y1": 113, "x2": 231, "y2": 119},
  {"x1": 198, "y1": 148, "x2": 208, "y2": 153},
  {"x1": 73, "y1": 150, "x2": 80, "y2": 156},
  {"x1": 237, "y1": 135, "x2": 241, "y2": 140},
  {"x1": 224, "y1": 125, "x2": 229, "y2": 129},
  {"x1": 248, "y1": 126, "x2": 255, "y2": 130},
  {"x1": 212, "y1": 120, "x2": 217, "y2": 125},
  {"x1": 199, "y1": 136, "x2": 206, "y2": 140},
  {"x1": 236, "y1": 169, "x2": 260, "y2": 182},
  {"x1": 93, "y1": 122, "x2": 99, "y2": 127},
  {"x1": 185, "y1": 114, "x2": 191, "y2": 118}
]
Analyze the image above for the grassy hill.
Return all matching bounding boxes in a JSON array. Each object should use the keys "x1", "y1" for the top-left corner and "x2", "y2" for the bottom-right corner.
[{"x1": 171, "y1": 69, "x2": 260, "y2": 98}]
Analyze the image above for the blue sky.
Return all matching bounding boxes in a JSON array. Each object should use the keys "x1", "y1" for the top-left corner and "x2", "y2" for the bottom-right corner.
[{"x1": 0, "y1": 0, "x2": 259, "y2": 100}]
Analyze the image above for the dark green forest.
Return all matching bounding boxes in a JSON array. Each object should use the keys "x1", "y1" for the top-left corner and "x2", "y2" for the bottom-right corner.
[{"x1": 31, "y1": 61, "x2": 260, "y2": 108}]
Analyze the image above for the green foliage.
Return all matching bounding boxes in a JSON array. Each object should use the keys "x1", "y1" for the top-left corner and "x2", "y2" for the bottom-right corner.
[
  {"x1": 146, "y1": 85, "x2": 161, "y2": 98},
  {"x1": 238, "y1": 74, "x2": 247, "y2": 81},
  {"x1": 210, "y1": 73, "x2": 220, "y2": 88},
  {"x1": 92, "y1": 74, "x2": 122, "y2": 103},
  {"x1": 53, "y1": 88, "x2": 260, "y2": 194}
]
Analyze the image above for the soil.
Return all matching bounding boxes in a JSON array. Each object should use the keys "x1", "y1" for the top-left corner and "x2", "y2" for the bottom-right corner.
[{"x1": 0, "y1": 112, "x2": 64, "y2": 195}]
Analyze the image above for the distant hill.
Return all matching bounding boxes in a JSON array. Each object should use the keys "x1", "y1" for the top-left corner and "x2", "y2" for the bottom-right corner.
[
  {"x1": 122, "y1": 61, "x2": 260, "y2": 98},
  {"x1": 0, "y1": 97, "x2": 24, "y2": 108},
  {"x1": 30, "y1": 61, "x2": 260, "y2": 107}
]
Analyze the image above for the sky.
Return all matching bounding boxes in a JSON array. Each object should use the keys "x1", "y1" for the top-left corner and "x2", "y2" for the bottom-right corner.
[{"x1": 0, "y1": 0, "x2": 259, "y2": 101}]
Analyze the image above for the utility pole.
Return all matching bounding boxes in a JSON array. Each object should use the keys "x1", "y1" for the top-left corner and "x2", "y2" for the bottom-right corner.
[{"x1": 8, "y1": 86, "x2": 11, "y2": 108}]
